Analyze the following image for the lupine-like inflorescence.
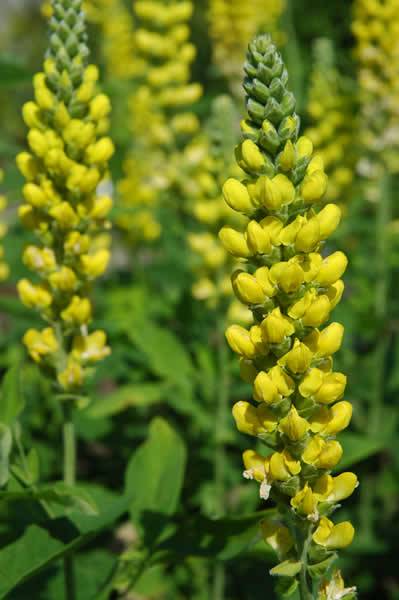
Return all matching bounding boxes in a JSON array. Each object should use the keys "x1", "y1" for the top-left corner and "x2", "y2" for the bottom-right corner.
[
  {"x1": 209, "y1": 0, "x2": 285, "y2": 97},
  {"x1": 219, "y1": 35, "x2": 357, "y2": 596},
  {"x1": 305, "y1": 39, "x2": 356, "y2": 204},
  {"x1": 352, "y1": 0, "x2": 399, "y2": 175},
  {"x1": 17, "y1": 0, "x2": 113, "y2": 395},
  {"x1": 117, "y1": 0, "x2": 202, "y2": 243}
]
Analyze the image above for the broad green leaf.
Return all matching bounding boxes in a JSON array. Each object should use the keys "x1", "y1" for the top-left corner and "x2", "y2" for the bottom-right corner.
[
  {"x1": 336, "y1": 433, "x2": 385, "y2": 470},
  {"x1": 125, "y1": 417, "x2": 186, "y2": 541},
  {"x1": 0, "y1": 485, "x2": 128, "y2": 598},
  {"x1": 128, "y1": 321, "x2": 193, "y2": 384},
  {"x1": 0, "y1": 424, "x2": 12, "y2": 487},
  {"x1": 87, "y1": 383, "x2": 164, "y2": 418},
  {"x1": 0, "y1": 364, "x2": 24, "y2": 426},
  {"x1": 37, "y1": 483, "x2": 99, "y2": 516}
]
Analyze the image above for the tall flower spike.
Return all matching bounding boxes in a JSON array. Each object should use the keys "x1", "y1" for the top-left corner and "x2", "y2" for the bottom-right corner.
[
  {"x1": 0, "y1": 170, "x2": 9, "y2": 282},
  {"x1": 219, "y1": 35, "x2": 357, "y2": 598},
  {"x1": 117, "y1": 0, "x2": 202, "y2": 244},
  {"x1": 353, "y1": 0, "x2": 399, "y2": 177},
  {"x1": 305, "y1": 38, "x2": 357, "y2": 204},
  {"x1": 17, "y1": 0, "x2": 113, "y2": 399}
]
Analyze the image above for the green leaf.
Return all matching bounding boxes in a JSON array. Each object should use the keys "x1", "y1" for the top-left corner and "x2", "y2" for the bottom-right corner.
[
  {"x1": 0, "y1": 424, "x2": 12, "y2": 487},
  {"x1": 37, "y1": 483, "x2": 99, "y2": 516},
  {"x1": 0, "y1": 485, "x2": 128, "y2": 597},
  {"x1": 0, "y1": 363, "x2": 25, "y2": 426},
  {"x1": 308, "y1": 554, "x2": 337, "y2": 579},
  {"x1": 127, "y1": 321, "x2": 193, "y2": 384},
  {"x1": 0, "y1": 55, "x2": 31, "y2": 87},
  {"x1": 336, "y1": 433, "x2": 385, "y2": 470},
  {"x1": 158, "y1": 509, "x2": 275, "y2": 561},
  {"x1": 125, "y1": 417, "x2": 186, "y2": 542},
  {"x1": 87, "y1": 383, "x2": 164, "y2": 418},
  {"x1": 270, "y1": 560, "x2": 302, "y2": 577}
]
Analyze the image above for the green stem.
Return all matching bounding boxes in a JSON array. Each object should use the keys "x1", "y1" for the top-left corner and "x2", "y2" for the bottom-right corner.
[
  {"x1": 370, "y1": 173, "x2": 392, "y2": 434},
  {"x1": 63, "y1": 408, "x2": 77, "y2": 600},
  {"x1": 298, "y1": 525, "x2": 314, "y2": 600},
  {"x1": 212, "y1": 318, "x2": 230, "y2": 600}
]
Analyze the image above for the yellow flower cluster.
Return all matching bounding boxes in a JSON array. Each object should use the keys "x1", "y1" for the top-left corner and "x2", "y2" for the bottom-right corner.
[
  {"x1": 117, "y1": 0, "x2": 202, "y2": 243},
  {"x1": 17, "y1": 0, "x2": 113, "y2": 394},
  {"x1": 0, "y1": 171, "x2": 9, "y2": 282},
  {"x1": 209, "y1": 0, "x2": 285, "y2": 97},
  {"x1": 305, "y1": 39, "x2": 356, "y2": 204},
  {"x1": 219, "y1": 35, "x2": 356, "y2": 593},
  {"x1": 353, "y1": 0, "x2": 399, "y2": 174}
]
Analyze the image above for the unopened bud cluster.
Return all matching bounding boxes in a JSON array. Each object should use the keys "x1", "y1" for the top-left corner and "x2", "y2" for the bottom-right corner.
[
  {"x1": 305, "y1": 38, "x2": 356, "y2": 204},
  {"x1": 17, "y1": 0, "x2": 113, "y2": 394},
  {"x1": 219, "y1": 35, "x2": 357, "y2": 594},
  {"x1": 117, "y1": 0, "x2": 202, "y2": 243},
  {"x1": 209, "y1": 0, "x2": 285, "y2": 97},
  {"x1": 353, "y1": 0, "x2": 399, "y2": 174}
]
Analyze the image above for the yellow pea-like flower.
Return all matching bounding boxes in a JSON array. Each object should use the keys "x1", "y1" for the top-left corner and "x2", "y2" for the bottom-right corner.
[{"x1": 313, "y1": 517, "x2": 355, "y2": 549}]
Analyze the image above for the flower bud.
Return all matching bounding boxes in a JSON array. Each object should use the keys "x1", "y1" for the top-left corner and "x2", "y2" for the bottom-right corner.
[
  {"x1": 243, "y1": 449, "x2": 268, "y2": 482},
  {"x1": 316, "y1": 203, "x2": 342, "y2": 240},
  {"x1": 226, "y1": 324, "x2": 257, "y2": 358},
  {"x1": 279, "y1": 340, "x2": 313, "y2": 373},
  {"x1": 222, "y1": 178, "x2": 253, "y2": 213},
  {"x1": 279, "y1": 140, "x2": 295, "y2": 171},
  {"x1": 246, "y1": 220, "x2": 272, "y2": 254},
  {"x1": 253, "y1": 371, "x2": 279, "y2": 404},
  {"x1": 61, "y1": 296, "x2": 92, "y2": 325},
  {"x1": 301, "y1": 170, "x2": 328, "y2": 203},
  {"x1": 316, "y1": 322, "x2": 344, "y2": 357},
  {"x1": 316, "y1": 251, "x2": 348, "y2": 286},
  {"x1": 261, "y1": 307, "x2": 294, "y2": 344},
  {"x1": 241, "y1": 139, "x2": 265, "y2": 171},
  {"x1": 279, "y1": 406, "x2": 309, "y2": 441},
  {"x1": 314, "y1": 372, "x2": 346, "y2": 404},
  {"x1": 233, "y1": 401, "x2": 262, "y2": 436},
  {"x1": 232, "y1": 271, "x2": 266, "y2": 305},
  {"x1": 80, "y1": 249, "x2": 110, "y2": 279},
  {"x1": 291, "y1": 484, "x2": 318, "y2": 516},
  {"x1": 270, "y1": 262, "x2": 304, "y2": 294},
  {"x1": 219, "y1": 227, "x2": 251, "y2": 257},
  {"x1": 302, "y1": 295, "x2": 331, "y2": 327},
  {"x1": 256, "y1": 176, "x2": 284, "y2": 210}
]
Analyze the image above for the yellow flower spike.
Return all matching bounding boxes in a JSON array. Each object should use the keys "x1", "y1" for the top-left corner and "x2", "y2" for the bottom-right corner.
[
  {"x1": 291, "y1": 483, "x2": 318, "y2": 516},
  {"x1": 61, "y1": 296, "x2": 92, "y2": 326},
  {"x1": 313, "y1": 517, "x2": 355, "y2": 549},
  {"x1": 316, "y1": 251, "x2": 348, "y2": 286},
  {"x1": 261, "y1": 307, "x2": 295, "y2": 344},
  {"x1": 279, "y1": 406, "x2": 309, "y2": 441},
  {"x1": 23, "y1": 327, "x2": 58, "y2": 363},
  {"x1": 222, "y1": 178, "x2": 254, "y2": 213},
  {"x1": 219, "y1": 35, "x2": 355, "y2": 587},
  {"x1": 232, "y1": 271, "x2": 266, "y2": 305},
  {"x1": 219, "y1": 226, "x2": 251, "y2": 257}
]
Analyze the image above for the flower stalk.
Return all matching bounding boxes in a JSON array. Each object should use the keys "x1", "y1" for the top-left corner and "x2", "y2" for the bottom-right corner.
[{"x1": 218, "y1": 35, "x2": 357, "y2": 598}]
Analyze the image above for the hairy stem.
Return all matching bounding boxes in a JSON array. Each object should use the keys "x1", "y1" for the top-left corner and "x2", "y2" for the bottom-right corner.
[
  {"x1": 298, "y1": 524, "x2": 314, "y2": 600},
  {"x1": 63, "y1": 408, "x2": 77, "y2": 600}
]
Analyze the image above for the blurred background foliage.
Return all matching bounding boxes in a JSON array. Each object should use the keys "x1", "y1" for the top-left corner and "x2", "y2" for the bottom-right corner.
[{"x1": 0, "y1": 0, "x2": 398, "y2": 598}]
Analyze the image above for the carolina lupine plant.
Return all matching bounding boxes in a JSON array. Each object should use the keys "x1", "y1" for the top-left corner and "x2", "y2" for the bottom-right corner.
[
  {"x1": 209, "y1": 0, "x2": 285, "y2": 97},
  {"x1": 305, "y1": 38, "x2": 356, "y2": 205},
  {"x1": 17, "y1": 0, "x2": 113, "y2": 396},
  {"x1": 0, "y1": 170, "x2": 9, "y2": 282},
  {"x1": 117, "y1": 0, "x2": 202, "y2": 243},
  {"x1": 219, "y1": 35, "x2": 357, "y2": 599}
]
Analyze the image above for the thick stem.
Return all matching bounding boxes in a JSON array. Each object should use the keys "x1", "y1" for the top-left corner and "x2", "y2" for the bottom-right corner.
[
  {"x1": 370, "y1": 173, "x2": 392, "y2": 434},
  {"x1": 212, "y1": 318, "x2": 230, "y2": 600},
  {"x1": 63, "y1": 408, "x2": 77, "y2": 600}
]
